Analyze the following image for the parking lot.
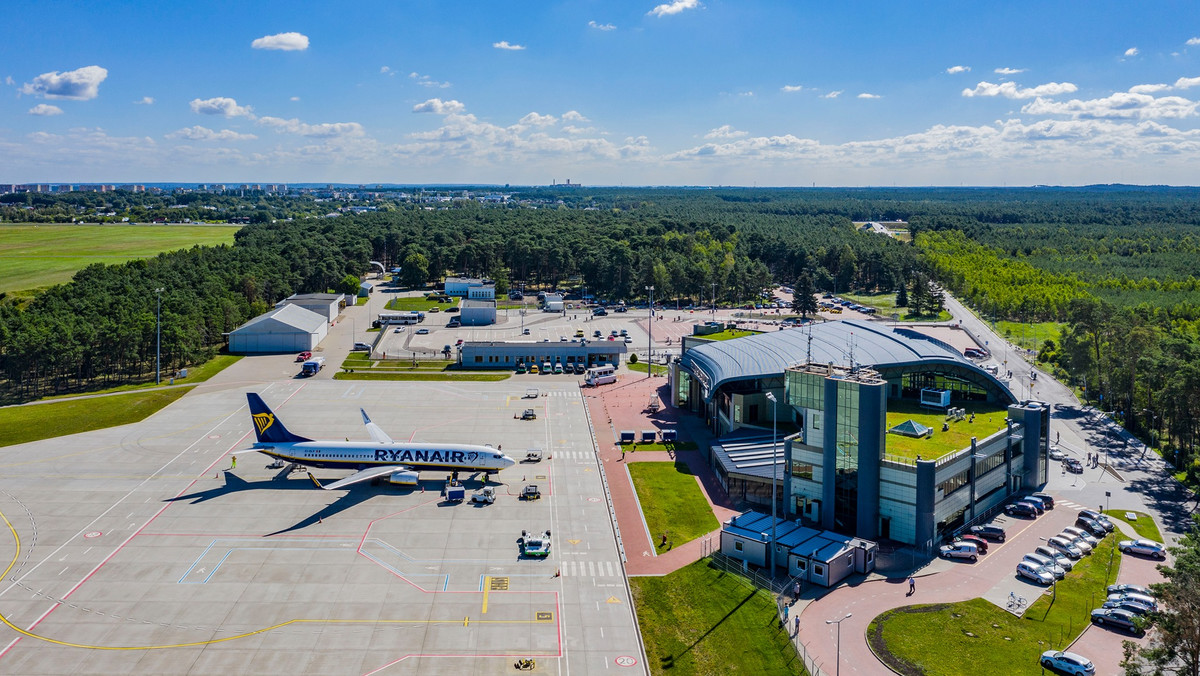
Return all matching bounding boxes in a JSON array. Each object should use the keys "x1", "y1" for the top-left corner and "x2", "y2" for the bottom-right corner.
[{"x1": 0, "y1": 380, "x2": 642, "y2": 675}]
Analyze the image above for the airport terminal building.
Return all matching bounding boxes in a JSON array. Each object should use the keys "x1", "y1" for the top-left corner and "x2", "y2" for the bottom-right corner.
[{"x1": 671, "y1": 320, "x2": 1049, "y2": 549}]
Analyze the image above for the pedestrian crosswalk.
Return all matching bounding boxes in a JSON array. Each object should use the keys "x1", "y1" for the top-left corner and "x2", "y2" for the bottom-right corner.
[
  {"x1": 554, "y1": 450, "x2": 596, "y2": 461},
  {"x1": 559, "y1": 559, "x2": 621, "y2": 578},
  {"x1": 1056, "y1": 500, "x2": 1088, "y2": 511}
]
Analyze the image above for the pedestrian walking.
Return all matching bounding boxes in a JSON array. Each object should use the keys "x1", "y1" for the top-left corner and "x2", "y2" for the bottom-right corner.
[
  {"x1": 793, "y1": 581, "x2": 801, "y2": 598},
  {"x1": 794, "y1": 615, "x2": 800, "y2": 635},
  {"x1": 908, "y1": 576, "x2": 916, "y2": 595},
  {"x1": 231, "y1": 455, "x2": 237, "y2": 469},
  {"x1": 782, "y1": 605, "x2": 788, "y2": 623}
]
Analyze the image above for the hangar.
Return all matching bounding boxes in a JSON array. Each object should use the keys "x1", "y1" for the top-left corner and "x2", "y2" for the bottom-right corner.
[
  {"x1": 228, "y1": 304, "x2": 328, "y2": 354},
  {"x1": 275, "y1": 292, "x2": 343, "y2": 323},
  {"x1": 670, "y1": 320, "x2": 1049, "y2": 550}
]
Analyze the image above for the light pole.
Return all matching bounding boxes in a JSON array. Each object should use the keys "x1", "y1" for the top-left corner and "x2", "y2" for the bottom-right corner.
[
  {"x1": 711, "y1": 282, "x2": 717, "y2": 317},
  {"x1": 645, "y1": 285, "x2": 654, "y2": 378},
  {"x1": 766, "y1": 391, "x2": 778, "y2": 572},
  {"x1": 155, "y1": 287, "x2": 164, "y2": 385},
  {"x1": 826, "y1": 612, "x2": 852, "y2": 676}
]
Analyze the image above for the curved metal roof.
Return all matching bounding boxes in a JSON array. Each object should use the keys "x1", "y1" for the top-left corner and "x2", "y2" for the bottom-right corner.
[{"x1": 681, "y1": 320, "x2": 1014, "y2": 402}]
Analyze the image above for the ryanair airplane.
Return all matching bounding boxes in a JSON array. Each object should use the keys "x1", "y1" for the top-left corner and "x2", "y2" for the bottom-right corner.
[{"x1": 246, "y1": 393, "x2": 516, "y2": 490}]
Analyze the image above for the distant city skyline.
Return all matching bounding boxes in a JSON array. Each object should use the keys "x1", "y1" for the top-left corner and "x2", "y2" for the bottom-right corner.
[{"x1": 5, "y1": 1, "x2": 1200, "y2": 186}]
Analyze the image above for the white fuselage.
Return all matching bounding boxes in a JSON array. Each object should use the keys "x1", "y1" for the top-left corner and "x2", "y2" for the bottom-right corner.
[{"x1": 253, "y1": 441, "x2": 516, "y2": 473}]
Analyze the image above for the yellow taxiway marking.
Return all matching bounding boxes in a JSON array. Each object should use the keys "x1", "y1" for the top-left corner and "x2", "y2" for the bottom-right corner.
[
  {"x1": 0, "y1": 508, "x2": 543, "y2": 651},
  {"x1": 567, "y1": 539, "x2": 581, "y2": 545},
  {"x1": 482, "y1": 576, "x2": 490, "y2": 614},
  {"x1": 606, "y1": 597, "x2": 622, "y2": 604}
]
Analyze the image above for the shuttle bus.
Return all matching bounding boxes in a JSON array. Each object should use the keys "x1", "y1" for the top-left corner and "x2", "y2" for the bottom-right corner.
[
  {"x1": 585, "y1": 365, "x2": 617, "y2": 387},
  {"x1": 377, "y1": 311, "x2": 424, "y2": 325}
]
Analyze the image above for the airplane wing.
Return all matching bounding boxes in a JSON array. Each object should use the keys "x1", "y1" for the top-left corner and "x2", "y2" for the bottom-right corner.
[
  {"x1": 360, "y1": 409, "x2": 394, "y2": 444},
  {"x1": 308, "y1": 465, "x2": 409, "y2": 491}
]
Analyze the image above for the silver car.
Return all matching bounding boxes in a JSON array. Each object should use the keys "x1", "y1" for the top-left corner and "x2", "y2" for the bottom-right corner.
[
  {"x1": 1119, "y1": 539, "x2": 1167, "y2": 560},
  {"x1": 1040, "y1": 650, "x2": 1095, "y2": 675},
  {"x1": 1106, "y1": 592, "x2": 1158, "y2": 613},
  {"x1": 1023, "y1": 553, "x2": 1065, "y2": 579},
  {"x1": 1062, "y1": 526, "x2": 1100, "y2": 547},
  {"x1": 1017, "y1": 561, "x2": 1054, "y2": 586},
  {"x1": 1058, "y1": 532, "x2": 1094, "y2": 555},
  {"x1": 1035, "y1": 545, "x2": 1074, "y2": 571},
  {"x1": 1048, "y1": 536, "x2": 1084, "y2": 559}
]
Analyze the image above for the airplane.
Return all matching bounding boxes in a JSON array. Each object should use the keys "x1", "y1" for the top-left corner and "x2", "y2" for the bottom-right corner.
[{"x1": 246, "y1": 393, "x2": 517, "y2": 490}]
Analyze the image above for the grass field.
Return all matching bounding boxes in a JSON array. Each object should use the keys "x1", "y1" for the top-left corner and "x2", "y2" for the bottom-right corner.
[
  {"x1": 697, "y1": 329, "x2": 761, "y2": 341},
  {"x1": 625, "y1": 362, "x2": 670, "y2": 376},
  {"x1": 628, "y1": 460, "x2": 719, "y2": 548},
  {"x1": 336, "y1": 354, "x2": 510, "y2": 381},
  {"x1": 884, "y1": 400, "x2": 1011, "y2": 461},
  {"x1": 0, "y1": 224, "x2": 239, "y2": 295},
  {"x1": 869, "y1": 537, "x2": 1121, "y2": 676},
  {"x1": 622, "y1": 441, "x2": 699, "y2": 453},
  {"x1": 0, "y1": 388, "x2": 192, "y2": 447},
  {"x1": 1104, "y1": 510, "x2": 1164, "y2": 542},
  {"x1": 631, "y1": 559, "x2": 804, "y2": 675},
  {"x1": 993, "y1": 320, "x2": 1064, "y2": 352},
  {"x1": 385, "y1": 296, "x2": 458, "y2": 311},
  {"x1": 39, "y1": 354, "x2": 241, "y2": 401},
  {"x1": 838, "y1": 292, "x2": 952, "y2": 322}
]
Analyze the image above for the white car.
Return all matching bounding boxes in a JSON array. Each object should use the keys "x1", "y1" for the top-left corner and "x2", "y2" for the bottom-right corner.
[
  {"x1": 1049, "y1": 447, "x2": 1066, "y2": 461},
  {"x1": 1022, "y1": 553, "x2": 1065, "y2": 579},
  {"x1": 1034, "y1": 545, "x2": 1074, "y2": 571},
  {"x1": 1040, "y1": 650, "x2": 1095, "y2": 675},
  {"x1": 938, "y1": 542, "x2": 979, "y2": 562},
  {"x1": 393, "y1": 327, "x2": 405, "y2": 333},
  {"x1": 1058, "y1": 532, "x2": 1093, "y2": 555},
  {"x1": 1118, "y1": 540, "x2": 1166, "y2": 561},
  {"x1": 416, "y1": 328, "x2": 430, "y2": 335},
  {"x1": 1048, "y1": 536, "x2": 1084, "y2": 559}
]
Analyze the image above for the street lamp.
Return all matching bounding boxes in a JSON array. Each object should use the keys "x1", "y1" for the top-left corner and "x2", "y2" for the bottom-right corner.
[
  {"x1": 645, "y1": 285, "x2": 654, "y2": 378},
  {"x1": 766, "y1": 391, "x2": 778, "y2": 572},
  {"x1": 155, "y1": 287, "x2": 164, "y2": 385},
  {"x1": 826, "y1": 612, "x2": 852, "y2": 676},
  {"x1": 711, "y1": 282, "x2": 717, "y2": 317}
]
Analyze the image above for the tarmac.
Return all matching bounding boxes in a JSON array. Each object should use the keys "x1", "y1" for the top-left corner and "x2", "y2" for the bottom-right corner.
[{"x1": 0, "y1": 376, "x2": 645, "y2": 675}]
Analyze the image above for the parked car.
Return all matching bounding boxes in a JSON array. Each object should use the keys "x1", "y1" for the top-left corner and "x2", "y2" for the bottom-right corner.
[
  {"x1": 1017, "y1": 561, "x2": 1055, "y2": 586},
  {"x1": 1076, "y1": 516, "x2": 1108, "y2": 537},
  {"x1": 353, "y1": 342, "x2": 372, "y2": 351},
  {"x1": 1091, "y1": 608, "x2": 1145, "y2": 636},
  {"x1": 1040, "y1": 650, "x2": 1095, "y2": 675},
  {"x1": 1062, "y1": 526, "x2": 1100, "y2": 547},
  {"x1": 1107, "y1": 583, "x2": 1154, "y2": 597},
  {"x1": 1064, "y1": 457, "x2": 1084, "y2": 473},
  {"x1": 1005, "y1": 502, "x2": 1038, "y2": 518},
  {"x1": 1023, "y1": 553, "x2": 1065, "y2": 579},
  {"x1": 1047, "y1": 536, "x2": 1084, "y2": 559},
  {"x1": 939, "y1": 542, "x2": 979, "y2": 562},
  {"x1": 956, "y1": 534, "x2": 989, "y2": 554},
  {"x1": 1106, "y1": 592, "x2": 1158, "y2": 613},
  {"x1": 1103, "y1": 598, "x2": 1155, "y2": 616},
  {"x1": 593, "y1": 330, "x2": 602, "y2": 338},
  {"x1": 1058, "y1": 532, "x2": 1094, "y2": 555},
  {"x1": 416, "y1": 328, "x2": 429, "y2": 335},
  {"x1": 1018, "y1": 498, "x2": 1045, "y2": 514},
  {"x1": 573, "y1": 363, "x2": 586, "y2": 374},
  {"x1": 1034, "y1": 545, "x2": 1074, "y2": 571},
  {"x1": 1078, "y1": 509, "x2": 1116, "y2": 532},
  {"x1": 1030, "y1": 492, "x2": 1055, "y2": 509},
  {"x1": 969, "y1": 525, "x2": 1007, "y2": 542}
]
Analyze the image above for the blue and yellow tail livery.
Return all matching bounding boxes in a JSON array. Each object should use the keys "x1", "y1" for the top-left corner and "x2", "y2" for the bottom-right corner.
[{"x1": 246, "y1": 393, "x2": 310, "y2": 443}]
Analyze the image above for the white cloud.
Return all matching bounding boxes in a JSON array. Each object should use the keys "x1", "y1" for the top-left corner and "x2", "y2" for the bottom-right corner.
[
  {"x1": 781, "y1": 84, "x2": 804, "y2": 93},
  {"x1": 946, "y1": 65, "x2": 970, "y2": 74},
  {"x1": 380, "y1": 66, "x2": 394, "y2": 76},
  {"x1": 1189, "y1": 37, "x2": 1200, "y2": 46},
  {"x1": 858, "y1": 92, "x2": 881, "y2": 99},
  {"x1": 1021, "y1": 92, "x2": 1199, "y2": 120},
  {"x1": 28, "y1": 103, "x2": 63, "y2": 116},
  {"x1": 562, "y1": 110, "x2": 589, "y2": 122},
  {"x1": 290, "y1": 96, "x2": 300, "y2": 102},
  {"x1": 251, "y1": 32, "x2": 309, "y2": 51},
  {"x1": 704, "y1": 125, "x2": 747, "y2": 139},
  {"x1": 412, "y1": 98, "x2": 466, "y2": 115},
  {"x1": 519, "y1": 112, "x2": 558, "y2": 126},
  {"x1": 493, "y1": 41, "x2": 526, "y2": 51},
  {"x1": 190, "y1": 97, "x2": 255, "y2": 118},
  {"x1": 166, "y1": 126, "x2": 257, "y2": 141},
  {"x1": 1124, "y1": 47, "x2": 1140, "y2": 57},
  {"x1": 648, "y1": 0, "x2": 701, "y2": 17},
  {"x1": 4, "y1": 76, "x2": 12, "y2": 86},
  {"x1": 257, "y1": 116, "x2": 364, "y2": 138},
  {"x1": 994, "y1": 67, "x2": 1027, "y2": 76},
  {"x1": 409, "y1": 72, "x2": 451, "y2": 88},
  {"x1": 20, "y1": 65, "x2": 108, "y2": 100},
  {"x1": 133, "y1": 96, "x2": 154, "y2": 105},
  {"x1": 562, "y1": 125, "x2": 598, "y2": 135},
  {"x1": 588, "y1": 21, "x2": 616, "y2": 31},
  {"x1": 962, "y1": 80, "x2": 1077, "y2": 99},
  {"x1": 1175, "y1": 76, "x2": 1200, "y2": 89},
  {"x1": 822, "y1": 91, "x2": 842, "y2": 99}
]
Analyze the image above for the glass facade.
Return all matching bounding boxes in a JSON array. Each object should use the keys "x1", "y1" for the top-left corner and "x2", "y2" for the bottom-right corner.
[
  {"x1": 787, "y1": 370, "x2": 826, "y2": 411},
  {"x1": 833, "y1": 379, "x2": 861, "y2": 533}
]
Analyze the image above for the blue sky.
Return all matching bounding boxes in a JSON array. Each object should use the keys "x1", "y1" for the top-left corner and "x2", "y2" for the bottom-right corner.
[{"x1": 5, "y1": 0, "x2": 1200, "y2": 186}]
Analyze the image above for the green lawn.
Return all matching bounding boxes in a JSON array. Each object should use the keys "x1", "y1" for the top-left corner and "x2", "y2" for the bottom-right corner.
[
  {"x1": 631, "y1": 559, "x2": 804, "y2": 675},
  {"x1": 626, "y1": 362, "x2": 669, "y2": 376},
  {"x1": 624, "y1": 441, "x2": 699, "y2": 453},
  {"x1": 628, "y1": 461, "x2": 720, "y2": 548},
  {"x1": 884, "y1": 400, "x2": 1011, "y2": 461},
  {"x1": 1104, "y1": 510, "x2": 1164, "y2": 542},
  {"x1": 0, "y1": 224, "x2": 239, "y2": 295},
  {"x1": 385, "y1": 296, "x2": 458, "y2": 311},
  {"x1": 840, "y1": 291, "x2": 900, "y2": 311},
  {"x1": 869, "y1": 537, "x2": 1121, "y2": 676},
  {"x1": 334, "y1": 371, "x2": 510, "y2": 381},
  {"x1": 993, "y1": 321, "x2": 1064, "y2": 352},
  {"x1": 0, "y1": 388, "x2": 192, "y2": 447},
  {"x1": 698, "y1": 329, "x2": 762, "y2": 341}
]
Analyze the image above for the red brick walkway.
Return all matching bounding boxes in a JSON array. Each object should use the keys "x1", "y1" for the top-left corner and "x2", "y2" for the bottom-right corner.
[{"x1": 584, "y1": 373, "x2": 738, "y2": 576}]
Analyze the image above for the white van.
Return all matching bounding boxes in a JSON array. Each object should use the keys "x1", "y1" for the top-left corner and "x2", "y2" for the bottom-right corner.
[{"x1": 585, "y1": 365, "x2": 617, "y2": 387}]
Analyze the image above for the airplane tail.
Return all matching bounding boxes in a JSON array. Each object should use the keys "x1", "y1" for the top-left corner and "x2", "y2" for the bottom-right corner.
[{"x1": 247, "y1": 393, "x2": 310, "y2": 444}]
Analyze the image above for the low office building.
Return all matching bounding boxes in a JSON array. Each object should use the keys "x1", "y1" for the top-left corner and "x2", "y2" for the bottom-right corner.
[
  {"x1": 444, "y1": 276, "x2": 494, "y2": 299},
  {"x1": 275, "y1": 293, "x2": 343, "y2": 323},
  {"x1": 459, "y1": 299, "x2": 497, "y2": 326},
  {"x1": 719, "y1": 511, "x2": 877, "y2": 587},
  {"x1": 459, "y1": 340, "x2": 627, "y2": 370},
  {"x1": 673, "y1": 320, "x2": 1049, "y2": 550},
  {"x1": 229, "y1": 304, "x2": 328, "y2": 354}
]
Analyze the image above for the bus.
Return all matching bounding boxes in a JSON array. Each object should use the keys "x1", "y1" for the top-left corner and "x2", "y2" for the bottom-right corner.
[
  {"x1": 377, "y1": 311, "x2": 424, "y2": 325},
  {"x1": 585, "y1": 365, "x2": 617, "y2": 387}
]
